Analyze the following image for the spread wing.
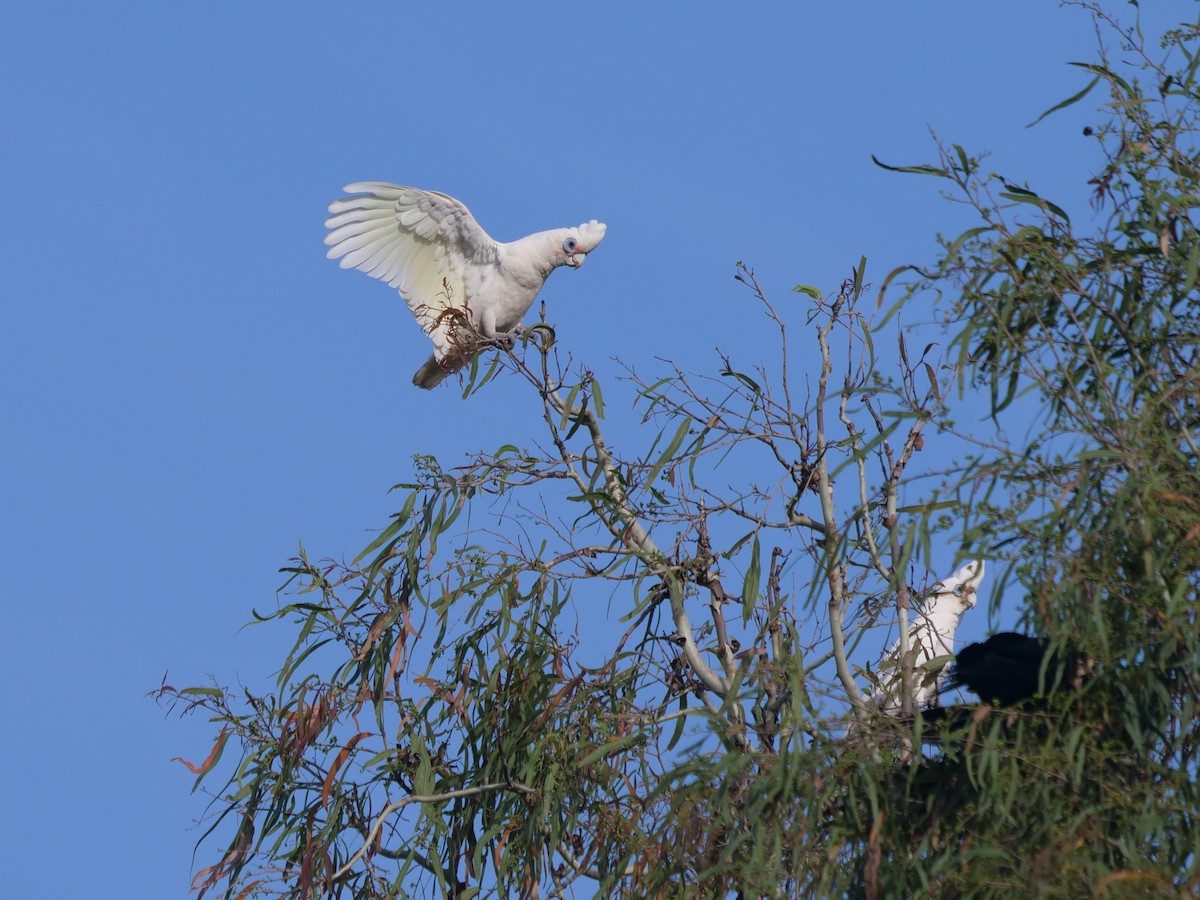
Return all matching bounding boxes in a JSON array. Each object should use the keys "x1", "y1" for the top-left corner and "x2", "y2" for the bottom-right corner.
[{"x1": 324, "y1": 183, "x2": 500, "y2": 358}]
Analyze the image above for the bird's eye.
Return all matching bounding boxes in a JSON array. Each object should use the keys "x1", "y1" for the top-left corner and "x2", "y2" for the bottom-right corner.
[{"x1": 563, "y1": 238, "x2": 578, "y2": 253}]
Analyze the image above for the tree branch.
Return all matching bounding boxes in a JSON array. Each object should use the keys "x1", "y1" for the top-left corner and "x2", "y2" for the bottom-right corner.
[{"x1": 335, "y1": 782, "x2": 538, "y2": 880}]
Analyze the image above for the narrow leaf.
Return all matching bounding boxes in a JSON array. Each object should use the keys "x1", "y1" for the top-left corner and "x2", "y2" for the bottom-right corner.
[
  {"x1": 322, "y1": 732, "x2": 372, "y2": 808},
  {"x1": 591, "y1": 378, "x2": 605, "y2": 419},
  {"x1": 173, "y1": 727, "x2": 229, "y2": 779},
  {"x1": 871, "y1": 154, "x2": 948, "y2": 177},
  {"x1": 559, "y1": 383, "x2": 582, "y2": 431},
  {"x1": 646, "y1": 418, "x2": 692, "y2": 487},
  {"x1": 743, "y1": 535, "x2": 762, "y2": 620},
  {"x1": 1026, "y1": 75, "x2": 1100, "y2": 127}
]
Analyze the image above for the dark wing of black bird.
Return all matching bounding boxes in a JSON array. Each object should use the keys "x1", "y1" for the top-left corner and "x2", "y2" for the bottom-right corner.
[{"x1": 945, "y1": 632, "x2": 1049, "y2": 706}]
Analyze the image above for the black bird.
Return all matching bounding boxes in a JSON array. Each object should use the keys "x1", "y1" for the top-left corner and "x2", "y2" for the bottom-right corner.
[{"x1": 945, "y1": 632, "x2": 1051, "y2": 706}]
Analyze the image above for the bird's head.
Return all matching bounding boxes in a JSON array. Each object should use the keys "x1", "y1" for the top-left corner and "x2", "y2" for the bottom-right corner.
[
  {"x1": 931, "y1": 560, "x2": 986, "y2": 611},
  {"x1": 560, "y1": 219, "x2": 607, "y2": 268}
]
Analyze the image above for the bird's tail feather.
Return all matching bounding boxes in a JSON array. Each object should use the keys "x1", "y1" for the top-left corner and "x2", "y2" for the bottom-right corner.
[{"x1": 412, "y1": 355, "x2": 449, "y2": 389}]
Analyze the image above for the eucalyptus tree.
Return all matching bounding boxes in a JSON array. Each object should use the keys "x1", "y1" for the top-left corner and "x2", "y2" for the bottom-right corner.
[{"x1": 162, "y1": 6, "x2": 1200, "y2": 896}]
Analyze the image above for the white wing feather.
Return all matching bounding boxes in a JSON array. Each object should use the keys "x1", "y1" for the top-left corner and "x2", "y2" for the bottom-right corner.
[
  {"x1": 324, "y1": 183, "x2": 500, "y2": 358},
  {"x1": 325, "y1": 182, "x2": 606, "y2": 389}
]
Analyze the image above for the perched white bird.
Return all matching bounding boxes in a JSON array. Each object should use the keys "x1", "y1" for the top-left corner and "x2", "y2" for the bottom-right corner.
[
  {"x1": 324, "y1": 183, "x2": 607, "y2": 388},
  {"x1": 866, "y1": 560, "x2": 986, "y2": 716}
]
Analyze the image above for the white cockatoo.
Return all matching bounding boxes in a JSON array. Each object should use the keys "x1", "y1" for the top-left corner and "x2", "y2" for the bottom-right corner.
[
  {"x1": 866, "y1": 560, "x2": 986, "y2": 716},
  {"x1": 324, "y1": 183, "x2": 606, "y2": 389}
]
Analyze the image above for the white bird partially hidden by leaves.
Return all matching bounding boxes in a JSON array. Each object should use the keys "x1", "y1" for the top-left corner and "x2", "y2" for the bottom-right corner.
[
  {"x1": 866, "y1": 560, "x2": 986, "y2": 716},
  {"x1": 324, "y1": 183, "x2": 606, "y2": 389}
]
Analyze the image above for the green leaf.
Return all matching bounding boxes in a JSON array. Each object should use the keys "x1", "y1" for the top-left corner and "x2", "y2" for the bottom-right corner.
[
  {"x1": 871, "y1": 154, "x2": 949, "y2": 177},
  {"x1": 742, "y1": 535, "x2": 761, "y2": 620},
  {"x1": 945, "y1": 225, "x2": 994, "y2": 258},
  {"x1": 179, "y1": 686, "x2": 224, "y2": 699},
  {"x1": 1069, "y1": 61, "x2": 1132, "y2": 94},
  {"x1": 646, "y1": 418, "x2": 692, "y2": 488},
  {"x1": 1026, "y1": 74, "x2": 1100, "y2": 127},
  {"x1": 721, "y1": 369, "x2": 762, "y2": 394},
  {"x1": 875, "y1": 265, "x2": 923, "y2": 326},
  {"x1": 584, "y1": 735, "x2": 647, "y2": 769},
  {"x1": 564, "y1": 392, "x2": 589, "y2": 440},
  {"x1": 413, "y1": 749, "x2": 434, "y2": 796},
  {"x1": 559, "y1": 382, "x2": 582, "y2": 431},
  {"x1": 953, "y1": 143, "x2": 973, "y2": 175},
  {"x1": 567, "y1": 491, "x2": 615, "y2": 506},
  {"x1": 999, "y1": 185, "x2": 1070, "y2": 223},
  {"x1": 852, "y1": 256, "x2": 868, "y2": 296},
  {"x1": 666, "y1": 699, "x2": 688, "y2": 751},
  {"x1": 591, "y1": 378, "x2": 605, "y2": 419},
  {"x1": 355, "y1": 491, "x2": 420, "y2": 564}
]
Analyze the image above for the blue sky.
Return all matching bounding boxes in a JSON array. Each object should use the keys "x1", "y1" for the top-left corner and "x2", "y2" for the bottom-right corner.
[{"x1": 2, "y1": 2, "x2": 1186, "y2": 895}]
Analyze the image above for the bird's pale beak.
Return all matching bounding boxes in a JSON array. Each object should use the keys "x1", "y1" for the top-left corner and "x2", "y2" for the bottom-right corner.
[{"x1": 567, "y1": 253, "x2": 586, "y2": 268}]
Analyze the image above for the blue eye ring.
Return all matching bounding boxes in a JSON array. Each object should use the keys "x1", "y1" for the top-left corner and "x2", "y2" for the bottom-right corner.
[{"x1": 563, "y1": 237, "x2": 578, "y2": 253}]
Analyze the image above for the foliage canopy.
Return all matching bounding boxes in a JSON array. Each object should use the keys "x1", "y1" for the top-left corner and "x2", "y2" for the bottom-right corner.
[{"x1": 161, "y1": 6, "x2": 1200, "y2": 897}]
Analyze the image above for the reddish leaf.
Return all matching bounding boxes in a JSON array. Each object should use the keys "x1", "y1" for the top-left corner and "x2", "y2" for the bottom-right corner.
[
  {"x1": 355, "y1": 609, "x2": 394, "y2": 661},
  {"x1": 401, "y1": 600, "x2": 419, "y2": 639},
  {"x1": 173, "y1": 727, "x2": 228, "y2": 776},
  {"x1": 156, "y1": 669, "x2": 174, "y2": 697},
  {"x1": 192, "y1": 862, "x2": 222, "y2": 894},
  {"x1": 322, "y1": 732, "x2": 372, "y2": 808},
  {"x1": 383, "y1": 638, "x2": 406, "y2": 689}
]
